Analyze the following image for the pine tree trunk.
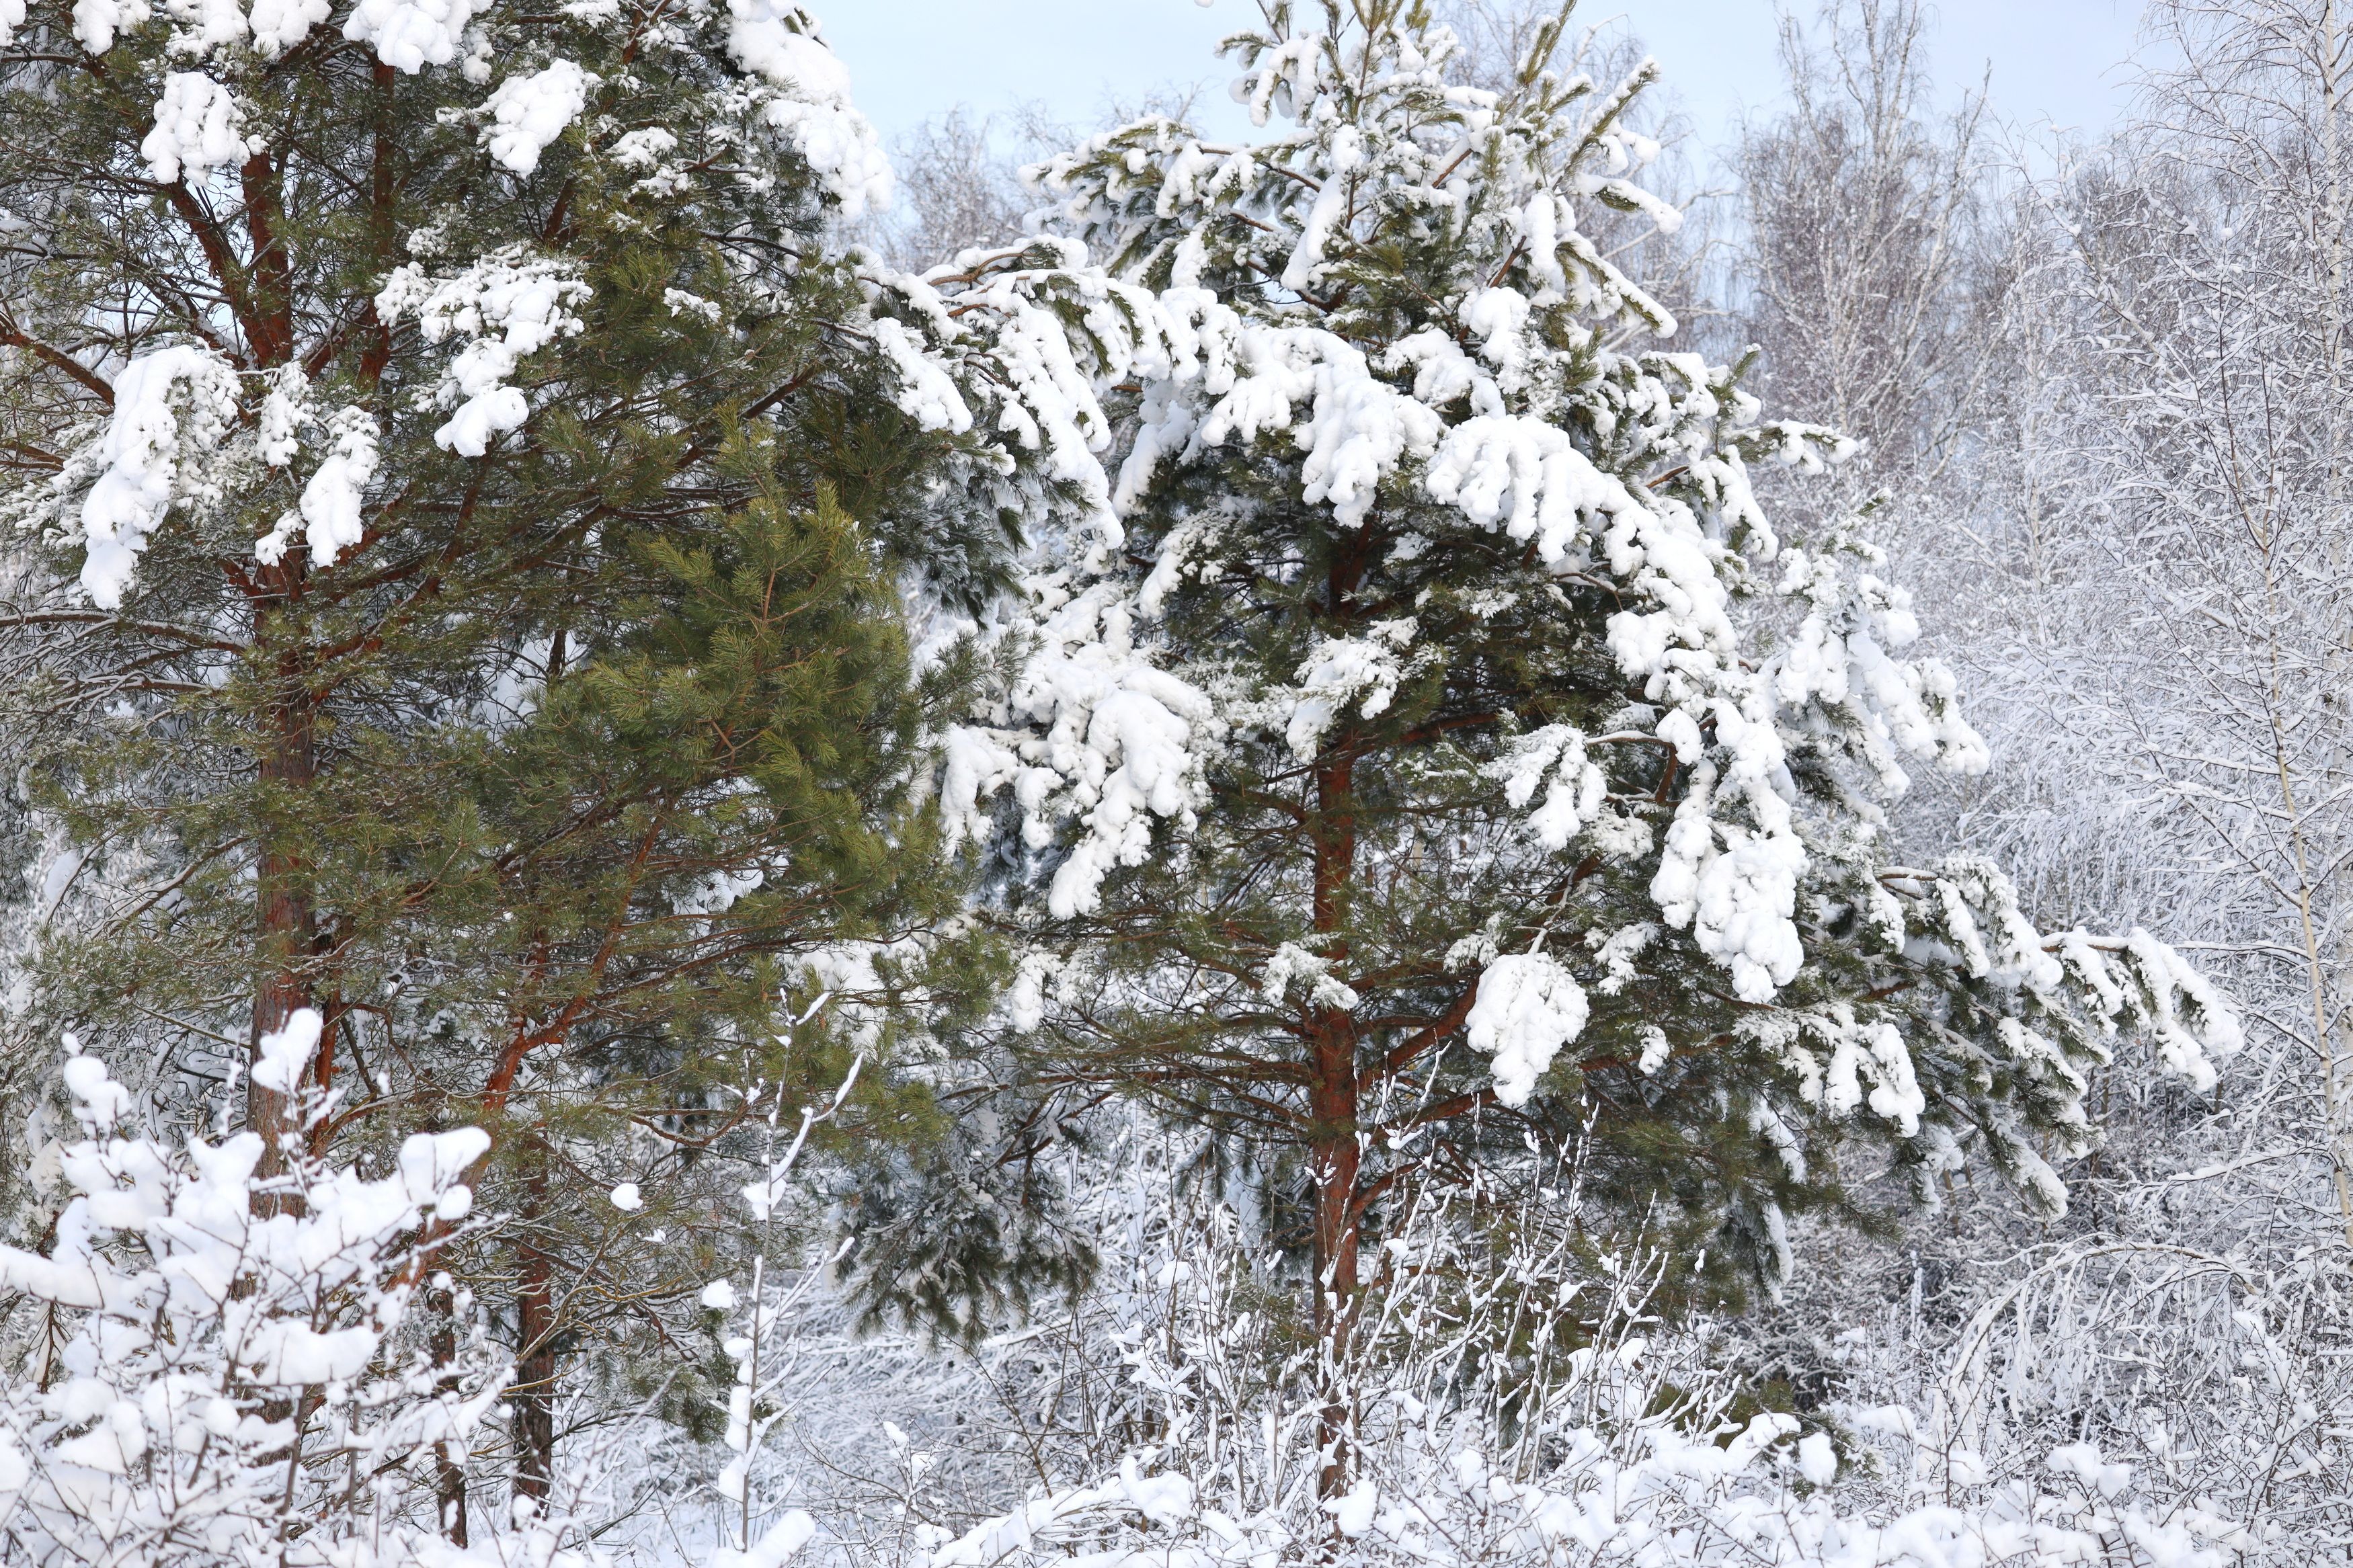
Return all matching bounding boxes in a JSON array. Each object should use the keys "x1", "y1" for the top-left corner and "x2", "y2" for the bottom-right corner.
[
  {"x1": 243, "y1": 138, "x2": 310, "y2": 1186},
  {"x1": 1308, "y1": 751, "x2": 1360, "y2": 1499},
  {"x1": 512, "y1": 1141, "x2": 559, "y2": 1508},
  {"x1": 250, "y1": 572, "x2": 317, "y2": 1192},
  {"x1": 428, "y1": 1276, "x2": 471, "y2": 1545},
  {"x1": 1303, "y1": 526, "x2": 1375, "y2": 1499}
]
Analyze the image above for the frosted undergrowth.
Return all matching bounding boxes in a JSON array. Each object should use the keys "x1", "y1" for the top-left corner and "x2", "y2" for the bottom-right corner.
[
  {"x1": 0, "y1": 1015, "x2": 521, "y2": 1568},
  {"x1": 869, "y1": 1166, "x2": 2245, "y2": 1568}
]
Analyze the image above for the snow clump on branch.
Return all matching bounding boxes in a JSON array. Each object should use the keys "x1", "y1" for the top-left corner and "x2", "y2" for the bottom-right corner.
[
  {"x1": 724, "y1": 0, "x2": 889, "y2": 216},
  {"x1": 479, "y1": 58, "x2": 595, "y2": 175},
  {"x1": 141, "y1": 72, "x2": 261, "y2": 184},
  {"x1": 376, "y1": 249, "x2": 592, "y2": 456},
  {"x1": 73, "y1": 345, "x2": 241, "y2": 609}
]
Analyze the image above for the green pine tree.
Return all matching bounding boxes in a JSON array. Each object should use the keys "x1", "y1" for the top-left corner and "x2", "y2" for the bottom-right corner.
[{"x1": 0, "y1": 0, "x2": 1105, "y2": 1503}]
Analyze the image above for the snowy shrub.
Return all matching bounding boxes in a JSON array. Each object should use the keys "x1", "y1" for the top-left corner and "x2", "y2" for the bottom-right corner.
[{"x1": 0, "y1": 1014, "x2": 524, "y2": 1568}]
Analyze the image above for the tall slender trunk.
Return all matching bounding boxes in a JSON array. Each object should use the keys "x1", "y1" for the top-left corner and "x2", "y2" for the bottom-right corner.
[
  {"x1": 251, "y1": 559, "x2": 317, "y2": 1187},
  {"x1": 242, "y1": 138, "x2": 313, "y2": 1180},
  {"x1": 1307, "y1": 756, "x2": 1361, "y2": 1496},
  {"x1": 512, "y1": 1141, "x2": 559, "y2": 1508},
  {"x1": 428, "y1": 1276, "x2": 471, "y2": 1544},
  {"x1": 2317, "y1": 0, "x2": 2353, "y2": 1256},
  {"x1": 1305, "y1": 535, "x2": 1370, "y2": 1499},
  {"x1": 362, "y1": 62, "x2": 399, "y2": 384}
]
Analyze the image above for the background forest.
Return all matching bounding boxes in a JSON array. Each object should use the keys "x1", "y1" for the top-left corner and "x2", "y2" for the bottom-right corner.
[{"x1": 0, "y1": 0, "x2": 2343, "y2": 1565}]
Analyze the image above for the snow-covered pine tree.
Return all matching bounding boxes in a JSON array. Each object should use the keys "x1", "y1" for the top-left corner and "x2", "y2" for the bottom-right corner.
[
  {"x1": 933, "y1": 0, "x2": 2241, "y2": 1427},
  {"x1": 0, "y1": 0, "x2": 1135, "y2": 1499}
]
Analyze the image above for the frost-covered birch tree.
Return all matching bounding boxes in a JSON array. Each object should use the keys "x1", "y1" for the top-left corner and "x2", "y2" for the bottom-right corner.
[
  {"x1": 2039, "y1": 0, "x2": 2353, "y2": 1251},
  {"x1": 1729, "y1": 0, "x2": 2000, "y2": 524}
]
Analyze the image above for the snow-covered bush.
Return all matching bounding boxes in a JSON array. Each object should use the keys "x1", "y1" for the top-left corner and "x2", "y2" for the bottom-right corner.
[{"x1": 0, "y1": 1013, "x2": 526, "y2": 1568}]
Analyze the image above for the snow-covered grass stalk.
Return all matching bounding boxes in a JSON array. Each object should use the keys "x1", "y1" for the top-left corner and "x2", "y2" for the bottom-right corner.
[{"x1": 696, "y1": 995, "x2": 859, "y2": 1568}]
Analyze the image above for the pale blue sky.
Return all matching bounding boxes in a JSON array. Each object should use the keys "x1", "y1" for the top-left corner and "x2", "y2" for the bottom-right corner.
[{"x1": 820, "y1": 1, "x2": 2151, "y2": 159}]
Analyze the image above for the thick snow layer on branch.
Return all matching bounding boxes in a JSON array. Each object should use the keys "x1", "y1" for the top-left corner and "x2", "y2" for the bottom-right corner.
[
  {"x1": 247, "y1": 0, "x2": 327, "y2": 54},
  {"x1": 1789, "y1": 1008, "x2": 1927, "y2": 1135},
  {"x1": 291, "y1": 407, "x2": 380, "y2": 565},
  {"x1": 1650, "y1": 762, "x2": 1806, "y2": 1004},
  {"x1": 250, "y1": 1009, "x2": 319, "y2": 1094},
  {"x1": 255, "y1": 365, "x2": 307, "y2": 467},
  {"x1": 376, "y1": 249, "x2": 590, "y2": 456},
  {"x1": 1598, "y1": 504, "x2": 1744, "y2": 684},
  {"x1": 178, "y1": 0, "x2": 247, "y2": 53},
  {"x1": 1425, "y1": 413, "x2": 1644, "y2": 563},
  {"x1": 1261, "y1": 942, "x2": 1359, "y2": 1012},
  {"x1": 870, "y1": 317, "x2": 973, "y2": 434},
  {"x1": 1122, "y1": 323, "x2": 1443, "y2": 530},
  {"x1": 726, "y1": 0, "x2": 890, "y2": 216},
  {"x1": 342, "y1": 0, "x2": 487, "y2": 73},
  {"x1": 713, "y1": 1510, "x2": 817, "y2": 1568},
  {"x1": 882, "y1": 244, "x2": 1187, "y2": 554},
  {"x1": 1466, "y1": 952, "x2": 1590, "y2": 1106},
  {"x1": 75, "y1": 344, "x2": 239, "y2": 609},
  {"x1": 71, "y1": 0, "x2": 148, "y2": 52},
  {"x1": 1772, "y1": 545, "x2": 1988, "y2": 790},
  {"x1": 941, "y1": 579, "x2": 1218, "y2": 919},
  {"x1": 481, "y1": 59, "x2": 594, "y2": 174},
  {"x1": 2120, "y1": 931, "x2": 2240, "y2": 1087}
]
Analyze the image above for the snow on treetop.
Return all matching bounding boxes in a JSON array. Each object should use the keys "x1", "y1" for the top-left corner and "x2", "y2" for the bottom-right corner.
[{"x1": 725, "y1": 0, "x2": 890, "y2": 216}]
